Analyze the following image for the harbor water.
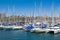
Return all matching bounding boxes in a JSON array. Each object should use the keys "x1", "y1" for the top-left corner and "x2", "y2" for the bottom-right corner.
[{"x1": 0, "y1": 30, "x2": 60, "y2": 40}]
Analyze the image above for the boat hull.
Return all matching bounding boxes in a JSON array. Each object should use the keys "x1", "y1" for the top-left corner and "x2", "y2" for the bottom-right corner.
[
  {"x1": 0, "y1": 27, "x2": 3, "y2": 30},
  {"x1": 12, "y1": 26, "x2": 23, "y2": 30},
  {"x1": 3, "y1": 28, "x2": 12, "y2": 31},
  {"x1": 30, "y1": 28, "x2": 46, "y2": 33},
  {"x1": 46, "y1": 29, "x2": 59, "y2": 34}
]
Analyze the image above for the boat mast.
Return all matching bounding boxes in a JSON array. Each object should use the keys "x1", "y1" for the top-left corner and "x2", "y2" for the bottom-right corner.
[
  {"x1": 22, "y1": 10, "x2": 25, "y2": 25},
  {"x1": 13, "y1": 5, "x2": 15, "y2": 23},
  {"x1": 58, "y1": 7, "x2": 60, "y2": 22},
  {"x1": 39, "y1": 0, "x2": 42, "y2": 22},
  {"x1": 24, "y1": 11, "x2": 27, "y2": 25},
  {"x1": 13, "y1": 5, "x2": 18, "y2": 25},
  {"x1": 44, "y1": 8, "x2": 47, "y2": 24},
  {"x1": 33, "y1": 0, "x2": 36, "y2": 23},
  {"x1": 51, "y1": 1, "x2": 54, "y2": 26},
  {"x1": 1, "y1": 10, "x2": 5, "y2": 24},
  {"x1": 0, "y1": 9, "x2": 5, "y2": 26},
  {"x1": 15, "y1": 6, "x2": 18, "y2": 25},
  {"x1": 30, "y1": 11, "x2": 32, "y2": 23},
  {"x1": 8, "y1": 5, "x2": 10, "y2": 24}
]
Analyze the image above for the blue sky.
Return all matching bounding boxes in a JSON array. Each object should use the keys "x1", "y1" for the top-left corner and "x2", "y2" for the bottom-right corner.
[{"x1": 0, "y1": 0, "x2": 60, "y2": 17}]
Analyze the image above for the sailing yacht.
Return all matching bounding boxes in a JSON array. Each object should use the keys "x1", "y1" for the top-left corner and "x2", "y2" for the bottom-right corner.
[
  {"x1": 12, "y1": 22, "x2": 23, "y2": 30},
  {"x1": 45, "y1": 2, "x2": 60, "y2": 34},
  {"x1": 3, "y1": 6, "x2": 14, "y2": 31},
  {"x1": 30, "y1": 22, "x2": 47, "y2": 33},
  {"x1": 46, "y1": 24, "x2": 60, "y2": 34},
  {"x1": 24, "y1": 23, "x2": 34, "y2": 32},
  {"x1": 30, "y1": 0, "x2": 47, "y2": 33},
  {"x1": 3, "y1": 25, "x2": 13, "y2": 31},
  {"x1": 12, "y1": 6, "x2": 23, "y2": 30},
  {"x1": 23, "y1": 0, "x2": 37, "y2": 32},
  {"x1": 0, "y1": 24, "x2": 3, "y2": 30},
  {"x1": 12, "y1": 25, "x2": 23, "y2": 30},
  {"x1": 0, "y1": 14, "x2": 4, "y2": 30}
]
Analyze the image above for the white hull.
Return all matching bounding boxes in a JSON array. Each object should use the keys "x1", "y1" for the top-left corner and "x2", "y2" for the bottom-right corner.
[
  {"x1": 3, "y1": 26, "x2": 13, "y2": 30},
  {"x1": 12, "y1": 26, "x2": 23, "y2": 30},
  {"x1": 30, "y1": 28, "x2": 46, "y2": 33},
  {"x1": 0, "y1": 25, "x2": 3, "y2": 30},
  {"x1": 3, "y1": 26, "x2": 23, "y2": 30},
  {"x1": 46, "y1": 27, "x2": 60, "y2": 34}
]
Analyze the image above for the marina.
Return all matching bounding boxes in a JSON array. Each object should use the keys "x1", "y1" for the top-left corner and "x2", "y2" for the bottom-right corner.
[
  {"x1": 0, "y1": 0, "x2": 60, "y2": 40},
  {"x1": 0, "y1": 23, "x2": 60, "y2": 34}
]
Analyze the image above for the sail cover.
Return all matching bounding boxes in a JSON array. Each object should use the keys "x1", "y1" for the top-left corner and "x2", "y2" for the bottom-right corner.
[
  {"x1": 26, "y1": 25, "x2": 34, "y2": 29},
  {"x1": 41, "y1": 24, "x2": 47, "y2": 28}
]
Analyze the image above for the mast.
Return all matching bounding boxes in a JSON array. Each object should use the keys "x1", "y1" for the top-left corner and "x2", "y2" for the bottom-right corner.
[
  {"x1": 39, "y1": 0, "x2": 42, "y2": 22},
  {"x1": 13, "y1": 5, "x2": 15, "y2": 23},
  {"x1": 24, "y1": 12, "x2": 26, "y2": 23},
  {"x1": 15, "y1": 6, "x2": 19, "y2": 25},
  {"x1": 24, "y1": 11, "x2": 27, "y2": 24},
  {"x1": 2, "y1": 10, "x2": 5, "y2": 23},
  {"x1": 8, "y1": 5, "x2": 10, "y2": 24},
  {"x1": 30, "y1": 11, "x2": 32, "y2": 23},
  {"x1": 8, "y1": 5, "x2": 12, "y2": 24},
  {"x1": 33, "y1": 0, "x2": 36, "y2": 23},
  {"x1": 58, "y1": 6, "x2": 60, "y2": 22},
  {"x1": 14, "y1": 5, "x2": 19, "y2": 26},
  {"x1": 44, "y1": 8, "x2": 47, "y2": 24},
  {"x1": 51, "y1": 1, "x2": 54, "y2": 26}
]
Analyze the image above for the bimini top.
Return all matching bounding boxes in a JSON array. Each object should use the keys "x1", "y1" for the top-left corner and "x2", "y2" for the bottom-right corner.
[
  {"x1": 26, "y1": 25, "x2": 34, "y2": 29},
  {"x1": 40, "y1": 24, "x2": 47, "y2": 28}
]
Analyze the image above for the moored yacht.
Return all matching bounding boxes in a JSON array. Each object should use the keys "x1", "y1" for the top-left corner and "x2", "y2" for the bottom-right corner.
[
  {"x1": 2, "y1": 23, "x2": 15, "y2": 31},
  {"x1": 0, "y1": 24, "x2": 4, "y2": 30},
  {"x1": 46, "y1": 25, "x2": 60, "y2": 34},
  {"x1": 30, "y1": 23, "x2": 47, "y2": 33},
  {"x1": 12, "y1": 26, "x2": 23, "y2": 30},
  {"x1": 30, "y1": 28, "x2": 46, "y2": 33},
  {"x1": 3, "y1": 26, "x2": 12, "y2": 31},
  {"x1": 24, "y1": 23, "x2": 34, "y2": 32}
]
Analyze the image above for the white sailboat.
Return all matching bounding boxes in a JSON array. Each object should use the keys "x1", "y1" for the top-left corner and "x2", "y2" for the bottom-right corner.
[
  {"x1": 23, "y1": 11, "x2": 34, "y2": 31},
  {"x1": 30, "y1": 0, "x2": 47, "y2": 33},
  {"x1": 45, "y1": 2, "x2": 60, "y2": 34},
  {"x1": 12, "y1": 5, "x2": 23, "y2": 30},
  {"x1": 3, "y1": 5, "x2": 13, "y2": 31},
  {"x1": 46, "y1": 26, "x2": 60, "y2": 34},
  {"x1": 0, "y1": 23, "x2": 3, "y2": 30},
  {"x1": 30, "y1": 22, "x2": 47, "y2": 33},
  {"x1": 12, "y1": 25, "x2": 23, "y2": 30},
  {"x1": 0, "y1": 12, "x2": 5, "y2": 30}
]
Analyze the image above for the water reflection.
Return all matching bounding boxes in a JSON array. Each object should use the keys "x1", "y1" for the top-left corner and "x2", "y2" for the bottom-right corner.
[{"x1": 0, "y1": 30, "x2": 60, "y2": 40}]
